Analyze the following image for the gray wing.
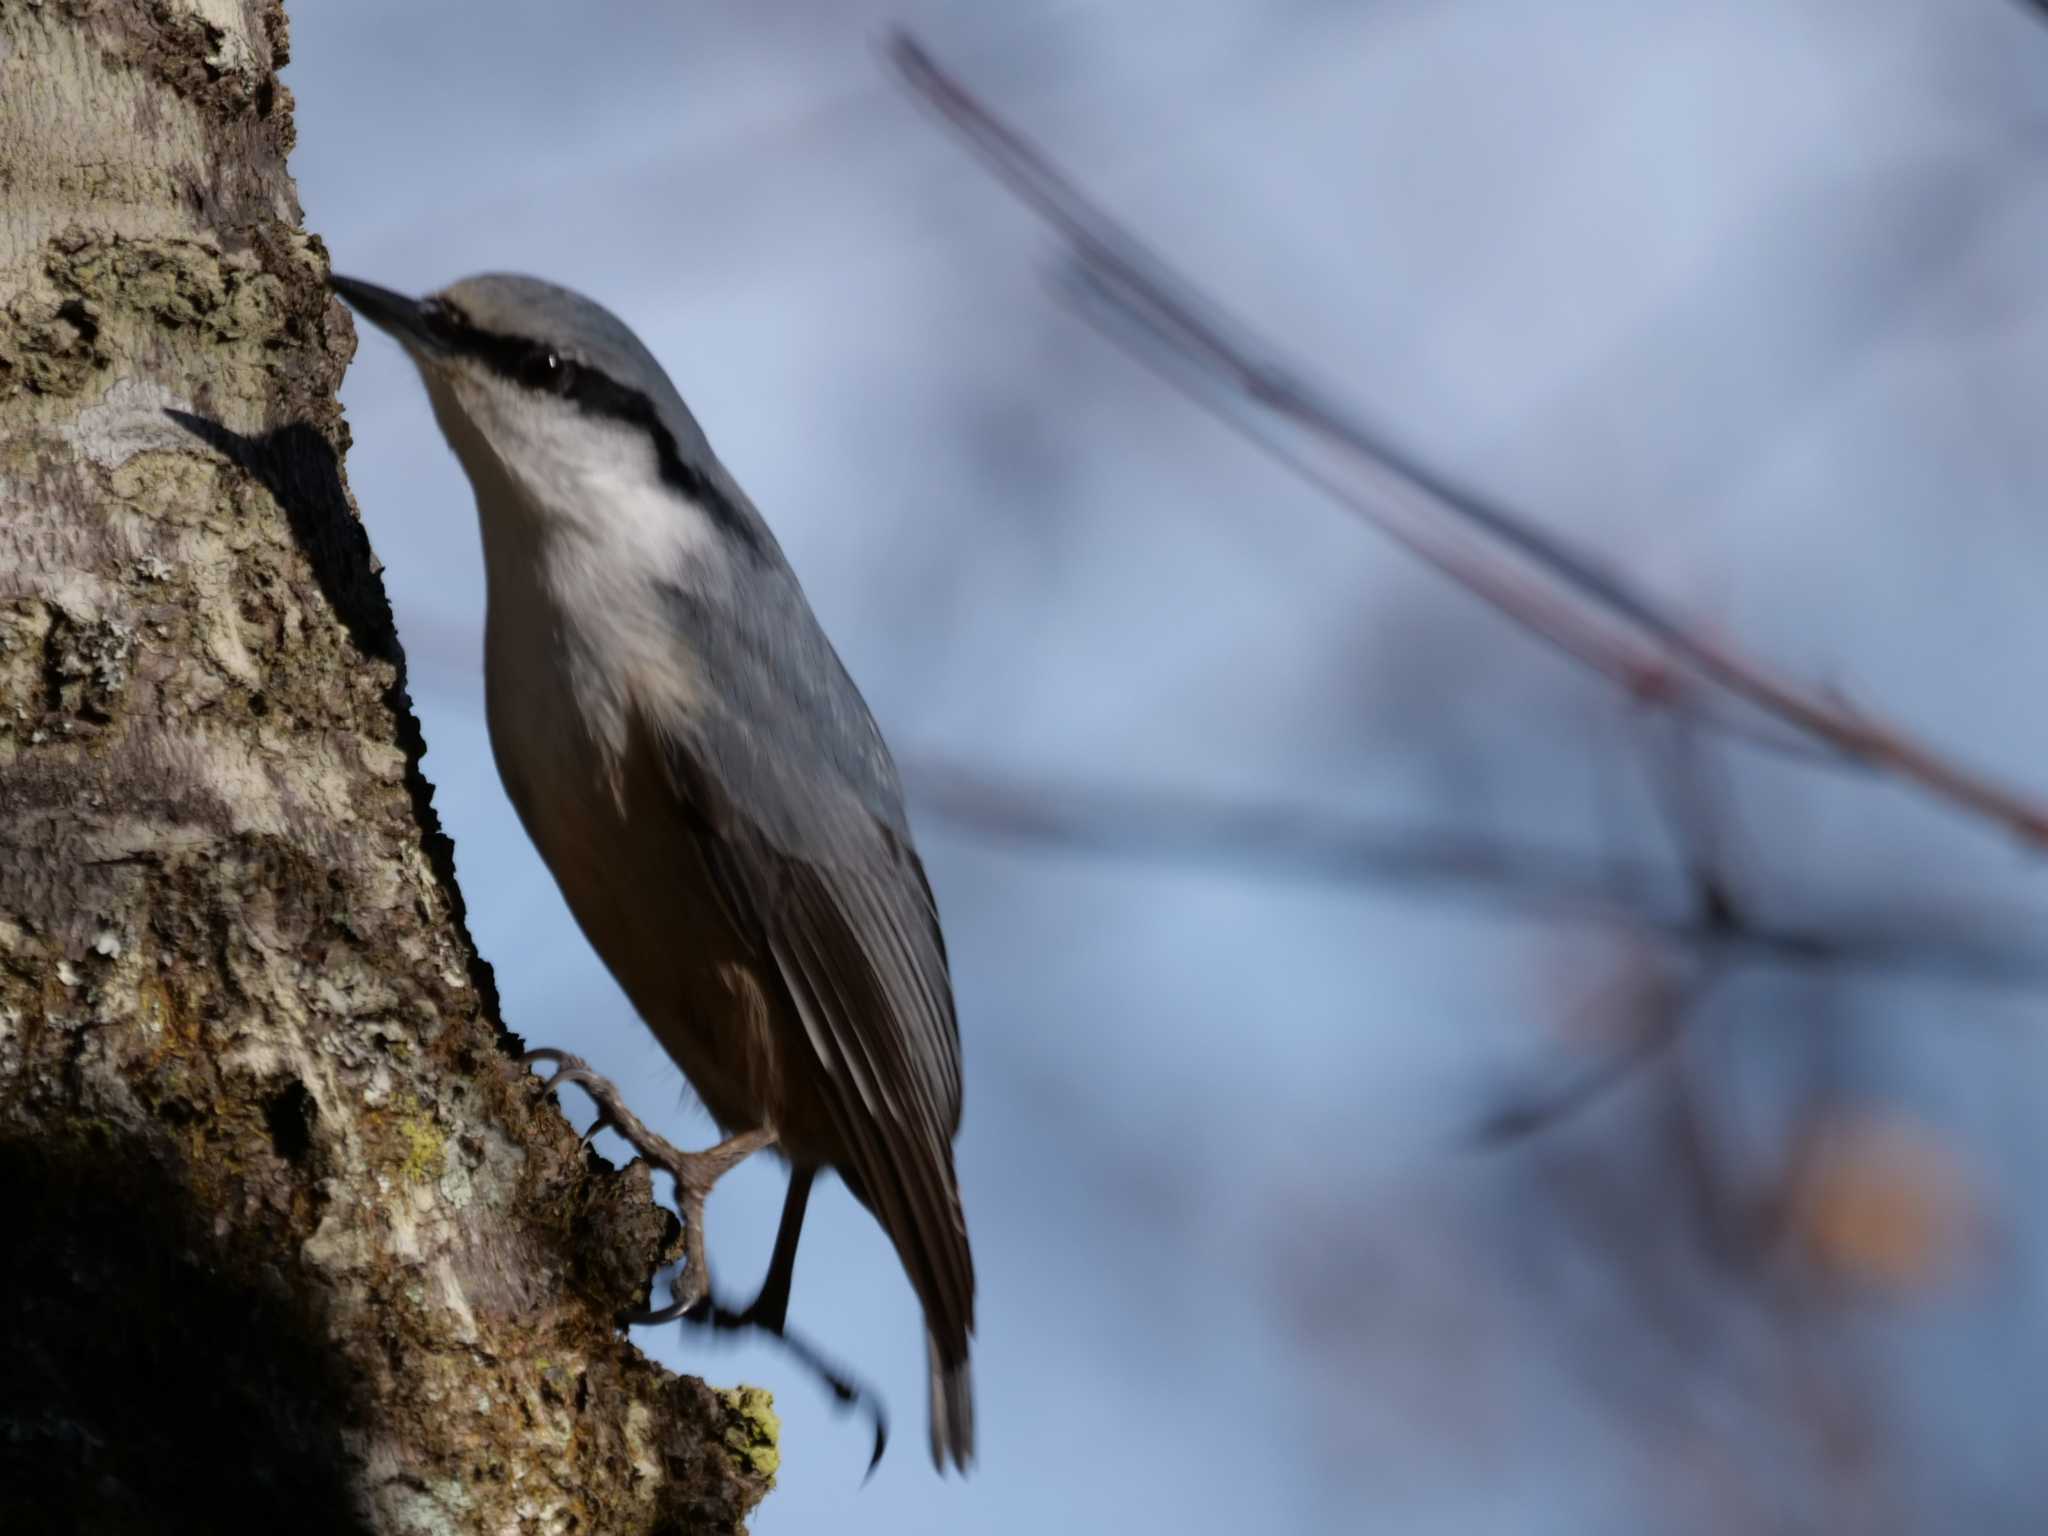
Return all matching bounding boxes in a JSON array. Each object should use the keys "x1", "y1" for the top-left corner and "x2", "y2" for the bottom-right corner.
[{"x1": 648, "y1": 565, "x2": 973, "y2": 1368}]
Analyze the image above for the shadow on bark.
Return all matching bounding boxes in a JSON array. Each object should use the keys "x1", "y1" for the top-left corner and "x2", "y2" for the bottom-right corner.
[
  {"x1": 0, "y1": 1135, "x2": 372, "y2": 1536},
  {"x1": 163, "y1": 409, "x2": 506, "y2": 1035}
]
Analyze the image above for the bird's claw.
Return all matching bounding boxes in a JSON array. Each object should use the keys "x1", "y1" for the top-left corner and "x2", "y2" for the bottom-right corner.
[
  {"x1": 519, "y1": 1046, "x2": 773, "y2": 1332},
  {"x1": 521, "y1": 1050, "x2": 881, "y2": 1474},
  {"x1": 620, "y1": 1266, "x2": 707, "y2": 1326},
  {"x1": 689, "y1": 1294, "x2": 891, "y2": 1480}
]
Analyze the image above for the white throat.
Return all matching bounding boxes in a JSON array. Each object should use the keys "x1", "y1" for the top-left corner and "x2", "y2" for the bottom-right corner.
[{"x1": 418, "y1": 364, "x2": 725, "y2": 786}]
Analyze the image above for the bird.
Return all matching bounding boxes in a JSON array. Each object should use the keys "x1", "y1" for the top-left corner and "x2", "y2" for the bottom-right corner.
[{"x1": 329, "y1": 270, "x2": 975, "y2": 1472}]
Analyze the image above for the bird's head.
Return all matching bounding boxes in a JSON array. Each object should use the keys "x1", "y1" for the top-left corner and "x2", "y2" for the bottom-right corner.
[{"x1": 329, "y1": 271, "x2": 749, "y2": 557}]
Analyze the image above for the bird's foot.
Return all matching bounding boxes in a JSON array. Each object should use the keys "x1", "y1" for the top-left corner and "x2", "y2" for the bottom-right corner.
[
  {"x1": 690, "y1": 1291, "x2": 892, "y2": 1479},
  {"x1": 523, "y1": 1050, "x2": 885, "y2": 1475},
  {"x1": 521, "y1": 1048, "x2": 774, "y2": 1320}
]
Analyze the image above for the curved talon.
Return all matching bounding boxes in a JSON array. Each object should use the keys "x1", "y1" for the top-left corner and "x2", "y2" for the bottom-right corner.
[
  {"x1": 866, "y1": 1418, "x2": 888, "y2": 1483},
  {"x1": 621, "y1": 1269, "x2": 706, "y2": 1327},
  {"x1": 548, "y1": 1066, "x2": 614, "y2": 1099},
  {"x1": 623, "y1": 1301, "x2": 675, "y2": 1328},
  {"x1": 688, "y1": 1296, "x2": 892, "y2": 1479},
  {"x1": 520, "y1": 1048, "x2": 595, "y2": 1101},
  {"x1": 519, "y1": 1046, "x2": 577, "y2": 1082}
]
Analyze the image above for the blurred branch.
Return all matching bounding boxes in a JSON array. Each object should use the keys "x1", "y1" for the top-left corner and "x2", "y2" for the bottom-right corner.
[
  {"x1": 907, "y1": 761, "x2": 2048, "y2": 989},
  {"x1": 1472, "y1": 958, "x2": 1727, "y2": 1146},
  {"x1": 890, "y1": 31, "x2": 2048, "y2": 851},
  {"x1": 1454, "y1": 730, "x2": 1740, "y2": 1145},
  {"x1": 1051, "y1": 262, "x2": 1830, "y2": 769}
]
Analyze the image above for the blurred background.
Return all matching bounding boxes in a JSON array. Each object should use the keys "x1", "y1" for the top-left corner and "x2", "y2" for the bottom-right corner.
[{"x1": 288, "y1": 2, "x2": 2048, "y2": 1530}]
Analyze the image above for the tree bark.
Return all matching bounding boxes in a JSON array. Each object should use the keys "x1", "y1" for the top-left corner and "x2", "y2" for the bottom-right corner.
[{"x1": 0, "y1": 4, "x2": 776, "y2": 1531}]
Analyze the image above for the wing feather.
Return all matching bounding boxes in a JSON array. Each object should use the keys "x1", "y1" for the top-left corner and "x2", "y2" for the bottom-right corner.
[
  {"x1": 767, "y1": 854, "x2": 974, "y2": 1363},
  {"x1": 648, "y1": 709, "x2": 974, "y2": 1367}
]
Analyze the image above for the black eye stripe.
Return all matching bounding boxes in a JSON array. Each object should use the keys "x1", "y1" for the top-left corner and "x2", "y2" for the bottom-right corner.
[
  {"x1": 428, "y1": 301, "x2": 764, "y2": 557},
  {"x1": 517, "y1": 347, "x2": 574, "y2": 393}
]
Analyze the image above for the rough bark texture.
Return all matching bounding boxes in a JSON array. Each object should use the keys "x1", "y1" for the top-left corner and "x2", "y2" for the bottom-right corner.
[{"x1": 0, "y1": 4, "x2": 777, "y2": 1531}]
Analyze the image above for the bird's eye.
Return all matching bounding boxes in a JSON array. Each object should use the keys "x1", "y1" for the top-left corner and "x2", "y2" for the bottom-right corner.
[
  {"x1": 420, "y1": 300, "x2": 463, "y2": 344},
  {"x1": 520, "y1": 347, "x2": 574, "y2": 394}
]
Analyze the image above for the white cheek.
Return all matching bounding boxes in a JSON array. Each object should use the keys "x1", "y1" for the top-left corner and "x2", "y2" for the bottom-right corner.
[{"x1": 466, "y1": 377, "x2": 728, "y2": 570}]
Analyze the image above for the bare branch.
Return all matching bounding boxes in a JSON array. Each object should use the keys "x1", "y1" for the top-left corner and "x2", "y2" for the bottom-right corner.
[
  {"x1": 1054, "y1": 263, "x2": 1833, "y2": 768},
  {"x1": 907, "y1": 761, "x2": 2048, "y2": 989},
  {"x1": 890, "y1": 31, "x2": 2048, "y2": 849}
]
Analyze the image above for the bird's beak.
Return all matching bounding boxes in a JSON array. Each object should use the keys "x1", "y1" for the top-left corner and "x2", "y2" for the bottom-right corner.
[{"x1": 328, "y1": 274, "x2": 445, "y2": 356}]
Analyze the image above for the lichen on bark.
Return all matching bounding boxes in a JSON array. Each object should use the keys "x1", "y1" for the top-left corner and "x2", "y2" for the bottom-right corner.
[{"x1": 0, "y1": 4, "x2": 774, "y2": 1531}]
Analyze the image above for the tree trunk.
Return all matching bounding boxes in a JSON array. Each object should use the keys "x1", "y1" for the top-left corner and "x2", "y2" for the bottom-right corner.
[{"x1": 0, "y1": 5, "x2": 776, "y2": 1531}]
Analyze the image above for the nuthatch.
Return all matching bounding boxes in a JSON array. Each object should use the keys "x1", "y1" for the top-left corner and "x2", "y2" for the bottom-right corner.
[{"x1": 330, "y1": 272, "x2": 975, "y2": 1472}]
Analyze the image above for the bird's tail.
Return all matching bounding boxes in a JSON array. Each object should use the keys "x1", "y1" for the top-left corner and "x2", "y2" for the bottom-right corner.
[{"x1": 928, "y1": 1331, "x2": 975, "y2": 1473}]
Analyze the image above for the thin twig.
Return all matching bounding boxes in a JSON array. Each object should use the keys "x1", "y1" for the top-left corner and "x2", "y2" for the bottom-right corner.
[
  {"x1": 889, "y1": 31, "x2": 2048, "y2": 849},
  {"x1": 1477, "y1": 727, "x2": 1737, "y2": 1146},
  {"x1": 1056, "y1": 263, "x2": 1835, "y2": 766},
  {"x1": 1472, "y1": 959, "x2": 1728, "y2": 1147}
]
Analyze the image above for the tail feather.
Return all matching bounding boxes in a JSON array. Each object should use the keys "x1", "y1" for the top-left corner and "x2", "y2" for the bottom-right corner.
[{"x1": 928, "y1": 1332, "x2": 975, "y2": 1473}]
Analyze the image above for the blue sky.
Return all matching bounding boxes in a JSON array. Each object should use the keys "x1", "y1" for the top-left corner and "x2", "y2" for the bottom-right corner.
[{"x1": 287, "y1": 3, "x2": 2048, "y2": 1530}]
